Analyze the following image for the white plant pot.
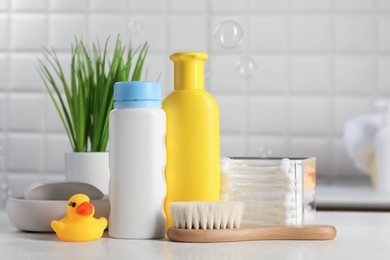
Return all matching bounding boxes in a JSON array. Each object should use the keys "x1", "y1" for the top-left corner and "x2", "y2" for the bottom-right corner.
[{"x1": 65, "y1": 152, "x2": 110, "y2": 194}]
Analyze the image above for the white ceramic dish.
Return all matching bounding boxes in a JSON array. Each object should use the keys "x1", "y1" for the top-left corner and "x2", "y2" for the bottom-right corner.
[
  {"x1": 6, "y1": 196, "x2": 110, "y2": 232},
  {"x1": 24, "y1": 182, "x2": 104, "y2": 200}
]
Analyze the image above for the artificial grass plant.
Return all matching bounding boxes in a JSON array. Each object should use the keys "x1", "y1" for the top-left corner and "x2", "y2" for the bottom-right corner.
[{"x1": 39, "y1": 37, "x2": 148, "y2": 152}]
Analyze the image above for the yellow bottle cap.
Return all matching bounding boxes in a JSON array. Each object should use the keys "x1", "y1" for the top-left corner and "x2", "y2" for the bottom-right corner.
[{"x1": 170, "y1": 52, "x2": 208, "y2": 90}]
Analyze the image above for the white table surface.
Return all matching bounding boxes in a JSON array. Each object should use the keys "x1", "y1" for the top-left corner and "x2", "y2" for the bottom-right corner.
[{"x1": 1, "y1": 211, "x2": 390, "y2": 260}]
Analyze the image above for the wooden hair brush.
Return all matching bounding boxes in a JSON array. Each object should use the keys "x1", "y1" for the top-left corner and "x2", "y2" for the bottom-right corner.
[{"x1": 167, "y1": 202, "x2": 336, "y2": 243}]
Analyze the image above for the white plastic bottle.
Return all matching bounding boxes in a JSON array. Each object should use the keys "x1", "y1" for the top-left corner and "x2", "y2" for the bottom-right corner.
[
  {"x1": 375, "y1": 101, "x2": 390, "y2": 193},
  {"x1": 109, "y1": 81, "x2": 166, "y2": 239}
]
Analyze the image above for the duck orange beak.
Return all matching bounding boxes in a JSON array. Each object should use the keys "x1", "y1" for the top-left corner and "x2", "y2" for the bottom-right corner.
[{"x1": 76, "y1": 202, "x2": 93, "y2": 216}]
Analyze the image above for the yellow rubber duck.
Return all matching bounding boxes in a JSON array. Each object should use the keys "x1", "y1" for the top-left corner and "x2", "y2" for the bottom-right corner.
[{"x1": 51, "y1": 193, "x2": 108, "y2": 242}]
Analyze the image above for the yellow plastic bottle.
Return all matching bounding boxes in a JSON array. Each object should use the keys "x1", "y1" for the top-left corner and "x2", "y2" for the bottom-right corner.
[{"x1": 163, "y1": 52, "x2": 220, "y2": 227}]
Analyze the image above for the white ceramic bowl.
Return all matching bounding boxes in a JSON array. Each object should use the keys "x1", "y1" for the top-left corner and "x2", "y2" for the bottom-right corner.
[{"x1": 6, "y1": 196, "x2": 110, "y2": 232}]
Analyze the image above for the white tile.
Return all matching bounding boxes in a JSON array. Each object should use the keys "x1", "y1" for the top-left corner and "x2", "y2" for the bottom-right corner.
[
  {"x1": 249, "y1": 15, "x2": 289, "y2": 51},
  {"x1": 379, "y1": 0, "x2": 390, "y2": 10},
  {"x1": 169, "y1": 15, "x2": 207, "y2": 52},
  {"x1": 11, "y1": 0, "x2": 48, "y2": 11},
  {"x1": 127, "y1": 15, "x2": 167, "y2": 52},
  {"x1": 291, "y1": 56, "x2": 331, "y2": 93},
  {"x1": 10, "y1": 14, "x2": 47, "y2": 51},
  {"x1": 378, "y1": 15, "x2": 390, "y2": 52},
  {"x1": 333, "y1": 97, "x2": 373, "y2": 135},
  {"x1": 248, "y1": 136, "x2": 288, "y2": 157},
  {"x1": 249, "y1": 96, "x2": 287, "y2": 134},
  {"x1": 89, "y1": 14, "x2": 127, "y2": 50},
  {"x1": 209, "y1": 54, "x2": 246, "y2": 93},
  {"x1": 43, "y1": 173, "x2": 65, "y2": 182},
  {"x1": 169, "y1": 0, "x2": 207, "y2": 12},
  {"x1": 9, "y1": 53, "x2": 45, "y2": 91},
  {"x1": 335, "y1": 57, "x2": 374, "y2": 94},
  {"x1": 45, "y1": 134, "x2": 71, "y2": 173},
  {"x1": 292, "y1": 15, "x2": 330, "y2": 51},
  {"x1": 292, "y1": 0, "x2": 331, "y2": 10},
  {"x1": 335, "y1": 15, "x2": 374, "y2": 51},
  {"x1": 0, "y1": 93, "x2": 5, "y2": 130},
  {"x1": 290, "y1": 137, "x2": 331, "y2": 177},
  {"x1": 49, "y1": 14, "x2": 87, "y2": 51},
  {"x1": 290, "y1": 96, "x2": 330, "y2": 135},
  {"x1": 6, "y1": 173, "x2": 42, "y2": 197},
  {"x1": 143, "y1": 54, "x2": 167, "y2": 89},
  {"x1": 0, "y1": 133, "x2": 4, "y2": 154},
  {"x1": 164, "y1": 58, "x2": 174, "y2": 97},
  {"x1": 130, "y1": 0, "x2": 166, "y2": 12},
  {"x1": 8, "y1": 93, "x2": 44, "y2": 132},
  {"x1": 379, "y1": 57, "x2": 390, "y2": 94},
  {"x1": 0, "y1": 54, "x2": 7, "y2": 89},
  {"x1": 0, "y1": 14, "x2": 8, "y2": 50},
  {"x1": 51, "y1": 0, "x2": 88, "y2": 11},
  {"x1": 7, "y1": 134, "x2": 43, "y2": 172},
  {"x1": 214, "y1": 95, "x2": 245, "y2": 134},
  {"x1": 211, "y1": 16, "x2": 246, "y2": 53},
  {"x1": 220, "y1": 135, "x2": 246, "y2": 157},
  {"x1": 335, "y1": 0, "x2": 373, "y2": 10},
  {"x1": 90, "y1": 0, "x2": 126, "y2": 11},
  {"x1": 248, "y1": 55, "x2": 288, "y2": 94},
  {"x1": 333, "y1": 138, "x2": 364, "y2": 176},
  {"x1": 249, "y1": 0, "x2": 288, "y2": 11},
  {"x1": 211, "y1": 0, "x2": 247, "y2": 12},
  {"x1": 0, "y1": 0, "x2": 9, "y2": 11}
]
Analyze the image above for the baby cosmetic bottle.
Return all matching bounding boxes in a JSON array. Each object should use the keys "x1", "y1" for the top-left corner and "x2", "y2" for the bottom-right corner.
[
  {"x1": 109, "y1": 81, "x2": 166, "y2": 238},
  {"x1": 163, "y1": 52, "x2": 220, "y2": 227}
]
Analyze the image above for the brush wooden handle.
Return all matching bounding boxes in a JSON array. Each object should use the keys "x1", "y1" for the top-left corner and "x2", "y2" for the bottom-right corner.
[{"x1": 167, "y1": 225, "x2": 337, "y2": 243}]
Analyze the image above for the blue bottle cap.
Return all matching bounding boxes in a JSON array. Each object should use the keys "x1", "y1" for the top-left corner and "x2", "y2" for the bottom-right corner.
[{"x1": 113, "y1": 81, "x2": 162, "y2": 109}]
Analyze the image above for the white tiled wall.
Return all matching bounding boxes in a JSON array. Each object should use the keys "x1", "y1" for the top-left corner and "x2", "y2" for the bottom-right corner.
[{"x1": 0, "y1": 0, "x2": 389, "y2": 195}]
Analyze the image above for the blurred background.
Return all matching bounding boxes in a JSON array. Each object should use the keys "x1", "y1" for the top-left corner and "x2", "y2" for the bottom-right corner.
[{"x1": 0, "y1": 0, "x2": 389, "y2": 197}]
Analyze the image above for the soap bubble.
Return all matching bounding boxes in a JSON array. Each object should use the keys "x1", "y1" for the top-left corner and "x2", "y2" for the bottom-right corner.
[
  {"x1": 128, "y1": 19, "x2": 144, "y2": 37},
  {"x1": 214, "y1": 20, "x2": 243, "y2": 49},
  {"x1": 236, "y1": 57, "x2": 258, "y2": 79}
]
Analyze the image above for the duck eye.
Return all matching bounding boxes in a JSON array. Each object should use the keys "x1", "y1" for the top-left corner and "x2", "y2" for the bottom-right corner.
[{"x1": 68, "y1": 202, "x2": 76, "y2": 207}]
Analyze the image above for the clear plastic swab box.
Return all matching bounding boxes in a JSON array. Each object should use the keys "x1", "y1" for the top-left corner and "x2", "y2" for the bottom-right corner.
[{"x1": 220, "y1": 157, "x2": 316, "y2": 226}]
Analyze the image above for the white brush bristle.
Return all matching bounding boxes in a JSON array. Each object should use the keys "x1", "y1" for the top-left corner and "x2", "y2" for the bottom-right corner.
[{"x1": 170, "y1": 201, "x2": 244, "y2": 230}]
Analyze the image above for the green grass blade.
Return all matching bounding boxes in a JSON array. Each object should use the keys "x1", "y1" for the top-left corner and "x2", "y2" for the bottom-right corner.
[
  {"x1": 131, "y1": 42, "x2": 149, "y2": 81},
  {"x1": 38, "y1": 67, "x2": 76, "y2": 151},
  {"x1": 41, "y1": 36, "x2": 150, "y2": 152},
  {"x1": 38, "y1": 59, "x2": 76, "y2": 148}
]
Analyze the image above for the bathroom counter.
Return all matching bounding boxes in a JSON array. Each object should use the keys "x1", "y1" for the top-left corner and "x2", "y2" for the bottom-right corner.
[
  {"x1": 316, "y1": 184, "x2": 390, "y2": 210},
  {"x1": 1, "y1": 211, "x2": 390, "y2": 259}
]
